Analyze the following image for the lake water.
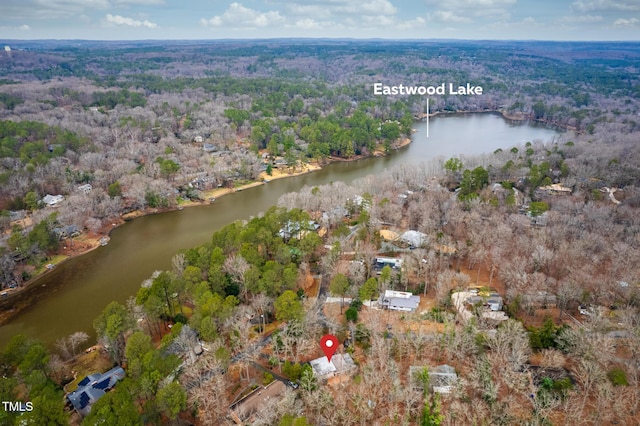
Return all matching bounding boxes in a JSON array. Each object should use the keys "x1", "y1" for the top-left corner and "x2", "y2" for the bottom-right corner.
[{"x1": 0, "y1": 113, "x2": 562, "y2": 346}]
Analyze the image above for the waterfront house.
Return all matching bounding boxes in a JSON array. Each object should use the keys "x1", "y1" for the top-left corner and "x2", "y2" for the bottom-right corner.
[{"x1": 67, "y1": 366, "x2": 125, "y2": 417}]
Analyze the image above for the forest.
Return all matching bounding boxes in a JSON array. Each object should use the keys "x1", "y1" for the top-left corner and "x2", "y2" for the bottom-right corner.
[
  {"x1": 1, "y1": 40, "x2": 639, "y2": 288},
  {"x1": 0, "y1": 39, "x2": 639, "y2": 425}
]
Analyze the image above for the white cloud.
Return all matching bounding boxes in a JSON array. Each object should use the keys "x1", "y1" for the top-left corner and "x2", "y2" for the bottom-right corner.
[
  {"x1": 361, "y1": 14, "x2": 397, "y2": 27},
  {"x1": 614, "y1": 17, "x2": 639, "y2": 26},
  {"x1": 355, "y1": 0, "x2": 397, "y2": 15},
  {"x1": 201, "y1": 2, "x2": 285, "y2": 28},
  {"x1": 397, "y1": 17, "x2": 426, "y2": 30},
  {"x1": 559, "y1": 14, "x2": 603, "y2": 23},
  {"x1": 293, "y1": 18, "x2": 322, "y2": 29},
  {"x1": 425, "y1": 0, "x2": 515, "y2": 7},
  {"x1": 432, "y1": 11, "x2": 472, "y2": 23},
  {"x1": 105, "y1": 14, "x2": 157, "y2": 28},
  {"x1": 112, "y1": 0, "x2": 164, "y2": 4},
  {"x1": 2, "y1": 0, "x2": 108, "y2": 19},
  {"x1": 3, "y1": 0, "x2": 164, "y2": 20},
  {"x1": 19, "y1": 24, "x2": 31, "y2": 30},
  {"x1": 287, "y1": 4, "x2": 332, "y2": 19},
  {"x1": 425, "y1": 0, "x2": 514, "y2": 25},
  {"x1": 281, "y1": 0, "x2": 397, "y2": 18},
  {"x1": 572, "y1": 0, "x2": 640, "y2": 12}
]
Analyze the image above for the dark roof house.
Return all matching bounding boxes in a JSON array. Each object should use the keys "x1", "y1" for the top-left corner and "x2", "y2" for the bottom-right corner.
[
  {"x1": 67, "y1": 366, "x2": 125, "y2": 417},
  {"x1": 53, "y1": 225, "x2": 81, "y2": 240}
]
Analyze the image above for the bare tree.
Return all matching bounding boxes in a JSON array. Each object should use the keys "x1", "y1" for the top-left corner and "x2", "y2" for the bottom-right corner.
[{"x1": 223, "y1": 254, "x2": 250, "y2": 301}]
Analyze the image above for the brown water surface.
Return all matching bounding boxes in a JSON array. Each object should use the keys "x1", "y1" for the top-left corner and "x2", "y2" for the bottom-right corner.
[{"x1": 0, "y1": 114, "x2": 562, "y2": 346}]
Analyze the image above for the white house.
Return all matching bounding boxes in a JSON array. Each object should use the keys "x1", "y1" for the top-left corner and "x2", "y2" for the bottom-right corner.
[
  {"x1": 42, "y1": 194, "x2": 64, "y2": 207},
  {"x1": 77, "y1": 184, "x2": 92, "y2": 194},
  {"x1": 399, "y1": 230, "x2": 428, "y2": 247},
  {"x1": 310, "y1": 353, "x2": 356, "y2": 382},
  {"x1": 380, "y1": 290, "x2": 420, "y2": 312},
  {"x1": 375, "y1": 257, "x2": 403, "y2": 269}
]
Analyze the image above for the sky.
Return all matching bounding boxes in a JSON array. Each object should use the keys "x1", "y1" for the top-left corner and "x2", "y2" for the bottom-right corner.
[{"x1": 0, "y1": 0, "x2": 639, "y2": 41}]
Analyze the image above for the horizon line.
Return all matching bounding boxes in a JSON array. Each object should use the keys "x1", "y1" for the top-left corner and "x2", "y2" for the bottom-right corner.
[{"x1": 2, "y1": 37, "x2": 639, "y2": 44}]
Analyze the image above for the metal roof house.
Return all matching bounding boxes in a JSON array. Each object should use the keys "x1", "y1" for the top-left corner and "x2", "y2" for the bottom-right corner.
[
  {"x1": 42, "y1": 194, "x2": 64, "y2": 207},
  {"x1": 67, "y1": 366, "x2": 125, "y2": 417},
  {"x1": 310, "y1": 353, "x2": 357, "y2": 382},
  {"x1": 374, "y1": 257, "x2": 403, "y2": 271},
  {"x1": 380, "y1": 290, "x2": 420, "y2": 312},
  {"x1": 399, "y1": 230, "x2": 428, "y2": 248}
]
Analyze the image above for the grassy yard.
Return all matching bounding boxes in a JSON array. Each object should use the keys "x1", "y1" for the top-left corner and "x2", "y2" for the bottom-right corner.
[{"x1": 64, "y1": 349, "x2": 114, "y2": 392}]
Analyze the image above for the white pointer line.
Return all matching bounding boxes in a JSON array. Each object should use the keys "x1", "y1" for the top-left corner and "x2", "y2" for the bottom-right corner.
[{"x1": 426, "y1": 98, "x2": 430, "y2": 138}]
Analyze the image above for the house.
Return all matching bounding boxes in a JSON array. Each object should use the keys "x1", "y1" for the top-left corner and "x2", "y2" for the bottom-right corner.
[
  {"x1": 410, "y1": 364, "x2": 458, "y2": 394},
  {"x1": 380, "y1": 290, "x2": 420, "y2": 312},
  {"x1": 374, "y1": 257, "x2": 403, "y2": 271},
  {"x1": 273, "y1": 157, "x2": 287, "y2": 168},
  {"x1": 163, "y1": 325, "x2": 203, "y2": 364},
  {"x1": 528, "y1": 211, "x2": 548, "y2": 227},
  {"x1": 77, "y1": 184, "x2": 92, "y2": 194},
  {"x1": 538, "y1": 183, "x2": 571, "y2": 195},
  {"x1": 53, "y1": 225, "x2": 81, "y2": 240},
  {"x1": 399, "y1": 230, "x2": 428, "y2": 248},
  {"x1": 42, "y1": 194, "x2": 64, "y2": 207},
  {"x1": 310, "y1": 353, "x2": 357, "y2": 382},
  {"x1": 67, "y1": 366, "x2": 125, "y2": 417},
  {"x1": 486, "y1": 292, "x2": 504, "y2": 311},
  {"x1": 202, "y1": 143, "x2": 217, "y2": 153},
  {"x1": 278, "y1": 220, "x2": 319, "y2": 240}
]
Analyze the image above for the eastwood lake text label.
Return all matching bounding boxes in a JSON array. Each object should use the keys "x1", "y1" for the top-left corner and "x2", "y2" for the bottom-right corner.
[{"x1": 373, "y1": 83, "x2": 483, "y2": 96}]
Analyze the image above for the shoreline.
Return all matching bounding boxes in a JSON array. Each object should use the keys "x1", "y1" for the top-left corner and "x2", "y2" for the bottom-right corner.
[
  {"x1": 0, "y1": 109, "x2": 559, "y2": 325},
  {"x1": 0, "y1": 147, "x2": 392, "y2": 324},
  {"x1": 421, "y1": 108, "x2": 578, "y2": 133}
]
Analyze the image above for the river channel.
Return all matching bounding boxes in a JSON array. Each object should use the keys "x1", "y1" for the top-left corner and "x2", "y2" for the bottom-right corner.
[{"x1": 0, "y1": 113, "x2": 562, "y2": 346}]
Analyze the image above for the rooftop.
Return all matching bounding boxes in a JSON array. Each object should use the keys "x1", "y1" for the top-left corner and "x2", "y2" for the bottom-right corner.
[
  {"x1": 380, "y1": 290, "x2": 420, "y2": 311},
  {"x1": 310, "y1": 353, "x2": 356, "y2": 379},
  {"x1": 67, "y1": 366, "x2": 125, "y2": 417}
]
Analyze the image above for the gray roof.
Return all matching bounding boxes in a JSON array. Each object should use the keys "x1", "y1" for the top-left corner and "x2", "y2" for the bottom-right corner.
[
  {"x1": 399, "y1": 230, "x2": 428, "y2": 247},
  {"x1": 67, "y1": 366, "x2": 125, "y2": 417},
  {"x1": 383, "y1": 296, "x2": 420, "y2": 309},
  {"x1": 310, "y1": 353, "x2": 356, "y2": 378}
]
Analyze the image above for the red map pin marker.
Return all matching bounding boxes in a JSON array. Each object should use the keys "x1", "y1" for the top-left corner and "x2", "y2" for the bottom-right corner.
[{"x1": 320, "y1": 334, "x2": 338, "y2": 362}]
